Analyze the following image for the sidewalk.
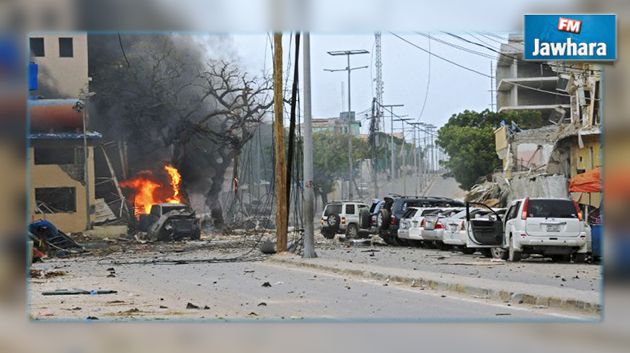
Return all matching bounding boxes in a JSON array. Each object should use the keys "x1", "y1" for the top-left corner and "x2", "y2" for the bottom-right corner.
[{"x1": 267, "y1": 254, "x2": 601, "y2": 316}]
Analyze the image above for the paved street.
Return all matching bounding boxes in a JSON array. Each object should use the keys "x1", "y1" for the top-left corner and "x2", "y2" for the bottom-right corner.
[{"x1": 30, "y1": 238, "x2": 595, "y2": 321}]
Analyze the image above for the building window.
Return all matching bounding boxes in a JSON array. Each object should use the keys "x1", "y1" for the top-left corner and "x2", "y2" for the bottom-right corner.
[
  {"x1": 34, "y1": 147, "x2": 76, "y2": 165},
  {"x1": 59, "y1": 37, "x2": 73, "y2": 57},
  {"x1": 35, "y1": 187, "x2": 76, "y2": 213},
  {"x1": 30, "y1": 37, "x2": 45, "y2": 57}
]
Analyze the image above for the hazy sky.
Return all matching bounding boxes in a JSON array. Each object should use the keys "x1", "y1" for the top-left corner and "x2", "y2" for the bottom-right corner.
[{"x1": 231, "y1": 33, "x2": 500, "y2": 137}]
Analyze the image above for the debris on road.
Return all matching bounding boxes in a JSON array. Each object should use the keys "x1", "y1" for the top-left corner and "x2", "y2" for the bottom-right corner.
[
  {"x1": 29, "y1": 220, "x2": 85, "y2": 257},
  {"x1": 261, "y1": 281, "x2": 272, "y2": 287},
  {"x1": 42, "y1": 289, "x2": 118, "y2": 296},
  {"x1": 30, "y1": 269, "x2": 66, "y2": 279},
  {"x1": 186, "y1": 302, "x2": 200, "y2": 309}
]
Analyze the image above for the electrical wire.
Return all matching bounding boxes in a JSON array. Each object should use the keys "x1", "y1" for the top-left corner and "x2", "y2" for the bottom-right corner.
[
  {"x1": 390, "y1": 32, "x2": 491, "y2": 78},
  {"x1": 417, "y1": 33, "x2": 431, "y2": 121}
]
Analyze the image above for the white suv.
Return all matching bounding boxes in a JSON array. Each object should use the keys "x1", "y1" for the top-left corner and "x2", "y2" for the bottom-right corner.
[
  {"x1": 397, "y1": 207, "x2": 441, "y2": 243},
  {"x1": 320, "y1": 201, "x2": 370, "y2": 239},
  {"x1": 466, "y1": 198, "x2": 589, "y2": 262}
]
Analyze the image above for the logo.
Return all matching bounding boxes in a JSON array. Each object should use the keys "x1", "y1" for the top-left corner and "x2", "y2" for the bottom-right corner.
[
  {"x1": 557, "y1": 17, "x2": 581, "y2": 34},
  {"x1": 524, "y1": 14, "x2": 616, "y2": 61}
]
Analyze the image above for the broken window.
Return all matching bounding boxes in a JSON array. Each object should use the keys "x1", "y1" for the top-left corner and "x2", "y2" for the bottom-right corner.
[
  {"x1": 59, "y1": 37, "x2": 73, "y2": 57},
  {"x1": 30, "y1": 37, "x2": 45, "y2": 57},
  {"x1": 35, "y1": 187, "x2": 76, "y2": 213},
  {"x1": 34, "y1": 147, "x2": 76, "y2": 165}
]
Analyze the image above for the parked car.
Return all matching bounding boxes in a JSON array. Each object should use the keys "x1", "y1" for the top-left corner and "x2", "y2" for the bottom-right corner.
[
  {"x1": 320, "y1": 201, "x2": 371, "y2": 239},
  {"x1": 420, "y1": 208, "x2": 464, "y2": 249},
  {"x1": 442, "y1": 208, "x2": 506, "y2": 254},
  {"x1": 378, "y1": 195, "x2": 464, "y2": 246},
  {"x1": 466, "y1": 198, "x2": 590, "y2": 262},
  {"x1": 139, "y1": 203, "x2": 201, "y2": 241},
  {"x1": 397, "y1": 207, "x2": 442, "y2": 245}
]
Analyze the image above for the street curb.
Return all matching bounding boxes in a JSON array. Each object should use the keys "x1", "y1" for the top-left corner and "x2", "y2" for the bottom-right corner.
[{"x1": 267, "y1": 256, "x2": 600, "y2": 316}]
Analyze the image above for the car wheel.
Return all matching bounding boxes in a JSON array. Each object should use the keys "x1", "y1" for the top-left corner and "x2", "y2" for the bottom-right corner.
[
  {"x1": 379, "y1": 209, "x2": 391, "y2": 230},
  {"x1": 383, "y1": 236, "x2": 400, "y2": 246},
  {"x1": 508, "y1": 242, "x2": 521, "y2": 262},
  {"x1": 359, "y1": 210, "x2": 371, "y2": 229},
  {"x1": 490, "y1": 247, "x2": 507, "y2": 260},
  {"x1": 573, "y1": 253, "x2": 587, "y2": 263},
  {"x1": 190, "y1": 228, "x2": 201, "y2": 240},
  {"x1": 321, "y1": 231, "x2": 335, "y2": 240},
  {"x1": 437, "y1": 242, "x2": 451, "y2": 251},
  {"x1": 346, "y1": 224, "x2": 359, "y2": 239},
  {"x1": 550, "y1": 254, "x2": 570, "y2": 262},
  {"x1": 461, "y1": 247, "x2": 476, "y2": 255}
]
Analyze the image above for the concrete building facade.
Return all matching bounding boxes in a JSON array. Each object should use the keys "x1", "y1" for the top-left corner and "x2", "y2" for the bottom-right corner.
[
  {"x1": 304, "y1": 111, "x2": 361, "y2": 136},
  {"x1": 28, "y1": 32, "x2": 99, "y2": 232},
  {"x1": 29, "y1": 33, "x2": 89, "y2": 99},
  {"x1": 495, "y1": 34, "x2": 570, "y2": 116}
]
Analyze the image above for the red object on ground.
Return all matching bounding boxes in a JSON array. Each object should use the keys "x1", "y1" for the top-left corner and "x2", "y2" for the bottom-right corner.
[{"x1": 569, "y1": 167, "x2": 601, "y2": 193}]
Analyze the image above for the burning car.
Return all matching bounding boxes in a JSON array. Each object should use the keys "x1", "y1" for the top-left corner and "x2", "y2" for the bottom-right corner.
[
  {"x1": 139, "y1": 203, "x2": 201, "y2": 241},
  {"x1": 121, "y1": 164, "x2": 200, "y2": 241}
]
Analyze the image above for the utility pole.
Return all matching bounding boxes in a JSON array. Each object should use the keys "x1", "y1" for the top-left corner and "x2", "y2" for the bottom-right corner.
[
  {"x1": 394, "y1": 117, "x2": 411, "y2": 195},
  {"x1": 381, "y1": 103, "x2": 404, "y2": 181},
  {"x1": 369, "y1": 98, "x2": 379, "y2": 198},
  {"x1": 373, "y1": 32, "x2": 384, "y2": 199},
  {"x1": 408, "y1": 122, "x2": 422, "y2": 195},
  {"x1": 302, "y1": 33, "x2": 316, "y2": 258},
  {"x1": 325, "y1": 49, "x2": 369, "y2": 200},
  {"x1": 489, "y1": 61, "x2": 495, "y2": 112},
  {"x1": 272, "y1": 33, "x2": 288, "y2": 253}
]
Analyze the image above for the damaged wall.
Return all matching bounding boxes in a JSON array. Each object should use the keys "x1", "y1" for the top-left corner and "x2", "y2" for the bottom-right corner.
[
  {"x1": 507, "y1": 174, "x2": 568, "y2": 204},
  {"x1": 29, "y1": 141, "x2": 96, "y2": 233}
]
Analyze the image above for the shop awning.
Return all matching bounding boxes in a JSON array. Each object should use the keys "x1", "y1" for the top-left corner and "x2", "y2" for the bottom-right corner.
[{"x1": 569, "y1": 167, "x2": 601, "y2": 193}]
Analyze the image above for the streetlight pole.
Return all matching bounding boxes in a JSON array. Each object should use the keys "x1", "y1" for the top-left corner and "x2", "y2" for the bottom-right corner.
[
  {"x1": 302, "y1": 33, "x2": 316, "y2": 258},
  {"x1": 394, "y1": 117, "x2": 411, "y2": 195},
  {"x1": 380, "y1": 103, "x2": 404, "y2": 181},
  {"x1": 325, "y1": 50, "x2": 369, "y2": 200},
  {"x1": 408, "y1": 122, "x2": 423, "y2": 195}
]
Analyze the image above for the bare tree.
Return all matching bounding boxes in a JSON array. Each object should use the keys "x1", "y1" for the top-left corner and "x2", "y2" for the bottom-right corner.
[{"x1": 90, "y1": 35, "x2": 272, "y2": 227}]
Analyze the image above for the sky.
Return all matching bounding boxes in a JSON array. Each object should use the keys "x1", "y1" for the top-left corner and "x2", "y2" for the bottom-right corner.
[{"x1": 230, "y1": 32, "x2": 502, "y2": 137}]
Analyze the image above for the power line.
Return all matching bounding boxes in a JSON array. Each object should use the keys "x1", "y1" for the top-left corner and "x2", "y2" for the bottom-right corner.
[
  {"x1": 390, "y1": 32, "x2": 491, "y2": 78},
  {"x1": 416, "y1": 32, "x2": 496, "y2": 60},
  {"x1": 417, "y1": 33, "x2": 431, "y2": 121}
]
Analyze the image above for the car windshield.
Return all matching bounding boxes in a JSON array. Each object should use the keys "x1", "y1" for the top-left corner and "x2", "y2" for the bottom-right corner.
[
  {"x1": 527, "y1": 200, "x2": 578, "y2": 218},
  {"x1": 324, "y1": 204, "x2": 342, "y2": 216}
]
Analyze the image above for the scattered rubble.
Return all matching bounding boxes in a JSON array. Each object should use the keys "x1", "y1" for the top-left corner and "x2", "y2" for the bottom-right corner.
[{"x1": 30, "y1": 269, "x2": 66, "y2": 279}]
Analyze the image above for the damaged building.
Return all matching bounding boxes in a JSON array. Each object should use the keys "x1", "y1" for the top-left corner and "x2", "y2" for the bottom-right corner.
[
  {"x1": 28, "y1": 33, "x2": 104, "y2": 233},
  {"x1": 472, "y1": 34, "x2": 601, "y2": 210}
]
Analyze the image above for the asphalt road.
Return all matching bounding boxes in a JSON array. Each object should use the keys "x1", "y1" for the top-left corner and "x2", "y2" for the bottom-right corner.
[{"x1": 30, "y1": 250, "x2": 591, "y2": 321}]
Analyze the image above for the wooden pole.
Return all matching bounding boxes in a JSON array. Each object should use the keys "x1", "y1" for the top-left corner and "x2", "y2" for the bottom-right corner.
[{"x1": 273, "y1": 33, "x2": 288, "y2": 253}]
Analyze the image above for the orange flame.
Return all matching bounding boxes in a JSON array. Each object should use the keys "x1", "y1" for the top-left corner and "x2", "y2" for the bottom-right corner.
[
  {"x1": 120, "y1": 164, "x2": 184, "y2": 218},
  {"x1": 164, "y1": 164, "x2": 182, "y2": 204}
]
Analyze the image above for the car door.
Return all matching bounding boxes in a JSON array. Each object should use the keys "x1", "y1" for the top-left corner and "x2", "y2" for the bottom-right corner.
[
  {"x1": 344, "y1": 203, "x2": 358, "y2": 225},
  {"x1": 466, "y1": 202, "x2": 504, "y2": 248},
  {"x1": 503, "y1": 201, "x2": 521, "y2": 245}
]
